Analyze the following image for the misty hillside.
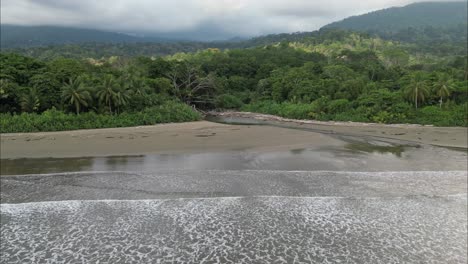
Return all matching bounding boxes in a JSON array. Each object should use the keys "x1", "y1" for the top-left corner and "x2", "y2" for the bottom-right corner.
[
  {"x1": 1, "y1": 2, "x2": 466, "y2": 52},
  {"x1": 322, "y1": 1, "x2": 467, "y2": 32},
  {"x1": 0, "y1": 25, "x2": 174, "y2": 49}
]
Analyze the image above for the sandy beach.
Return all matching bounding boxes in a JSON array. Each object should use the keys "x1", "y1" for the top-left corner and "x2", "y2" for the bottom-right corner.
[
  {"x1": 1, "y1": 121, "x2": 344, "y2": 159},
  {"x1": 1, "y1": 114, "x2": 466, "y2": 159}
]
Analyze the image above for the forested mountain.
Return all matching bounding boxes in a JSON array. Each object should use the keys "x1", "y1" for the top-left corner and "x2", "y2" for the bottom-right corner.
[
  {"x1": 0, "y1": 25, "x2": 247, "y2": 49},
  {"x1": 323, "y1": 1, "x2": 467, "y2": 32},
  {"x1": 0, "y1": 25, "x2": 174, "y2": 49},
  {"x1": 2, "y1": 2, "x2": 466, "y2": 57},
  {"x1": 3, "y1": 3, "x2": 466, "y2": 59},
  {"x1": 321, "y1": 2, "x2": 467, "y2": 54},
  {"x1": 6, "y1": 27, "x2": 465, "y2": 61},
  {"x1": 2, "y1": 31, "x2": 332, "y2": 60}
]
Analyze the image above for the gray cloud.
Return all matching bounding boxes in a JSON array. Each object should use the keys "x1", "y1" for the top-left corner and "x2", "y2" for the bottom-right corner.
[{"x1": 0, "y1": 0, "x2": 460, "y2": 39}]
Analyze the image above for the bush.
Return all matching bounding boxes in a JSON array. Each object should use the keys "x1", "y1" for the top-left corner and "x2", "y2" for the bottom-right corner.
[
  {"x1": 240, "y1": 101, "x2": 466, "y2": 126},
  {"x1": 242, "y1": 101, "x2": 315, "y2": 120},
  {"x1": 412, "y1": 105, "x2": 467, "y2": 126},
  {"x1": 310, "y1": 97, "x2": 330, "y2": 115},
  {"x1": 327, "y1": 99, "x2": 350, "y2": 114},
  {"x1": 241, "y1": 101, "x2": 282, "y2": 115},
  {"x1": 0, "y1": 102, "x2": 201, "y2": 133},
  {"x1": 215, "y1": 94, "x2": 243, "y2": 109},
  {"x1": 278, "y1": 103, "x2": 315, "y2": 119}
]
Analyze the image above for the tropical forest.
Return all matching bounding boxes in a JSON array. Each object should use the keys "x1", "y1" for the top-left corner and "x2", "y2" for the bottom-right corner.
[{"x1": 1, "y1": 2, "x2": 466, "y2": 133}]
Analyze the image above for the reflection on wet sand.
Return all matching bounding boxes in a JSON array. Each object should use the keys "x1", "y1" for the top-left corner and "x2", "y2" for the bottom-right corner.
[{"x1": 1, "y1": 139, "x2": 466, "y2": 175}]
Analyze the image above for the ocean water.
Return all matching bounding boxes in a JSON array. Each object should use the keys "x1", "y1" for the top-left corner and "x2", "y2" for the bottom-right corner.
[
  {"x1": 1, "y1": 195, "x2": 466, "y2": 263},
  {"x1": 1, "y1": 170, "x2": 467, "y2": 263}
]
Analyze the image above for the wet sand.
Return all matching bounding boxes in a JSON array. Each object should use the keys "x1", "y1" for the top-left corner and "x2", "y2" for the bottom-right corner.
[
  {"x1": 1, "y1": 117, "x2": 466, "y2": 159},
  {"x1": 209, "y1": 112, "x2": 468, "y2": 149},
  {"x1": 0, "y1": 121, "x2": 344, "y2": 159}
]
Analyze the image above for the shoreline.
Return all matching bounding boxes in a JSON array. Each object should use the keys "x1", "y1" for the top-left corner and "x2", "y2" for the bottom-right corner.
[
  {"x1": 207, "y1": 111, "x2": 438, "y2": 128},
  {"x1": 0, "y1": 121, "x2": 344, "y2": 159},
  {"x1": 1, "y1": 113, "x2": 466, "y2": 159},
  {"x1": 207, "y1": 111, "x2": 468, "y2": 149}
]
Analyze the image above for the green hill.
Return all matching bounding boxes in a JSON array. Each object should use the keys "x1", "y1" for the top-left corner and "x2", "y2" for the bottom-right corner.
[
  {"x1": 0, "y1": 25, "x2": 173, "y2": 49},
  {"x1": 2, "y1": 2, "x2": 466, "y2": 58},
  {"x1": 322, "y1": 1, "x2": 467, "y2": 32}
]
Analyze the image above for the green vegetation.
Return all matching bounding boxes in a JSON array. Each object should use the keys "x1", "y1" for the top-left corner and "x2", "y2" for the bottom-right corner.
[
  {"x1": 0, "y1": 26, "x2": 467, "y2": 132},
  {"x1": 0, "y1": 102, "x2": 201, "y2": 133},
  {"x1": 242, "y1": 101, "x2": 467, "y2": 127}
]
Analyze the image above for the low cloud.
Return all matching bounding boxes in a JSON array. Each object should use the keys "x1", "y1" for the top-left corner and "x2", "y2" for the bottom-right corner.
[{"x1": 0, "y1": 0, "x2": 460, "y2": 39}]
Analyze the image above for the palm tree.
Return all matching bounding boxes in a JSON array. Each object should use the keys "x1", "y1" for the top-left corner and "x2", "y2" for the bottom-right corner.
[
  {"x1": 114, "y1": 84, "x2": 132, "y2": 113},
  {"x1": 20, "y1": 87, "x2": 40, "y2": 113},
  {"x1": 96, "y1": 75, "x2": 118, "y2": 114},
  {"x1": 404, "y1": 72, "x2": 429, "y2": 109},
  {"x1": 61, "y1": 77, "x2": 91, "y2": 114},
  {"x1": 129, "y1": 77, "x2": 149, "y2": 96},
  {"x1": 432, "y1": 73, "x2": 452, "y2": 108}
]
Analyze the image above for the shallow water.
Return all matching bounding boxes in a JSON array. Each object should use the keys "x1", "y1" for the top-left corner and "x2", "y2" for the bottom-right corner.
[
  {"x1": 2, "y1": 170, "x2": 466, "y2": 203},
  {"x1": 1, "y1": 196, "x2": 467, "y2": 263},
  {"x1": 1, "y1": 141, "x2": 466, "y2": 175},
  {"x1": 1, "y1": 170, "x2": 467, "y2": 263}
]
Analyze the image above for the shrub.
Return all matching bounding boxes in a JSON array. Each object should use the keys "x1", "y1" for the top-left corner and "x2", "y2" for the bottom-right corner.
[
  {"x1": 215, "y1": 94, "x2": 243, "y2": 109},
  {"x1": 241, "y1": 101, "x2": 282, "y2": 115},
  {"x1": 327, "y1": 99, "x2": 350, "y2": 114},
  {"x1": 412, "y1": 105, "x2": 467, "y2": 126},
  {"x1": 240, "y1": 101, "x2": 465, "y2": 126},
  {"x1": 0, "y1": 102, "x2": 201, "y2": 133},
  {"x1": 242, "y1": 101, "x2": 315, "y2": 120}
]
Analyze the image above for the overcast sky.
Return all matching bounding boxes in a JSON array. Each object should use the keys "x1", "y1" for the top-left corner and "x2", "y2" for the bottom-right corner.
[{"x1": 0, "y1": 0, "x2": 460, "y2": 38}]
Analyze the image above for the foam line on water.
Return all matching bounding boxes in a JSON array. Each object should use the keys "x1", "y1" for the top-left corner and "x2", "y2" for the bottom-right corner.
[{"x1": 2, "y1": 194, "x2": 466, "y2": 210}]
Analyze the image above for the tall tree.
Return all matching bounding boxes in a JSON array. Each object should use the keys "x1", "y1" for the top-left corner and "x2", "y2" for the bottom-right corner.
[
  {"x1": 432, "y1": 73, "x2": 452, "y2": 108},
  {"x1": 114, "y1": 77, "x2": 132, "y2": 113},
  {"x1": 165, "y1": 62, "x2": 216, "y2": 106},
  {"x1": 129, "y1": 77, "x2": 149, "y2": 96},
  {"x1": 20, "y1": 87, "x2": 40, "y2": 113},
  {"x1": 96, "y1": 75, "x2": 118, "y2": 114},
  {"x1": 61, "y1": 77, "x2": 91, "y2": 115},
  {"x1": 404, "y1": 72, "x2": 429, "y2": 109}
]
